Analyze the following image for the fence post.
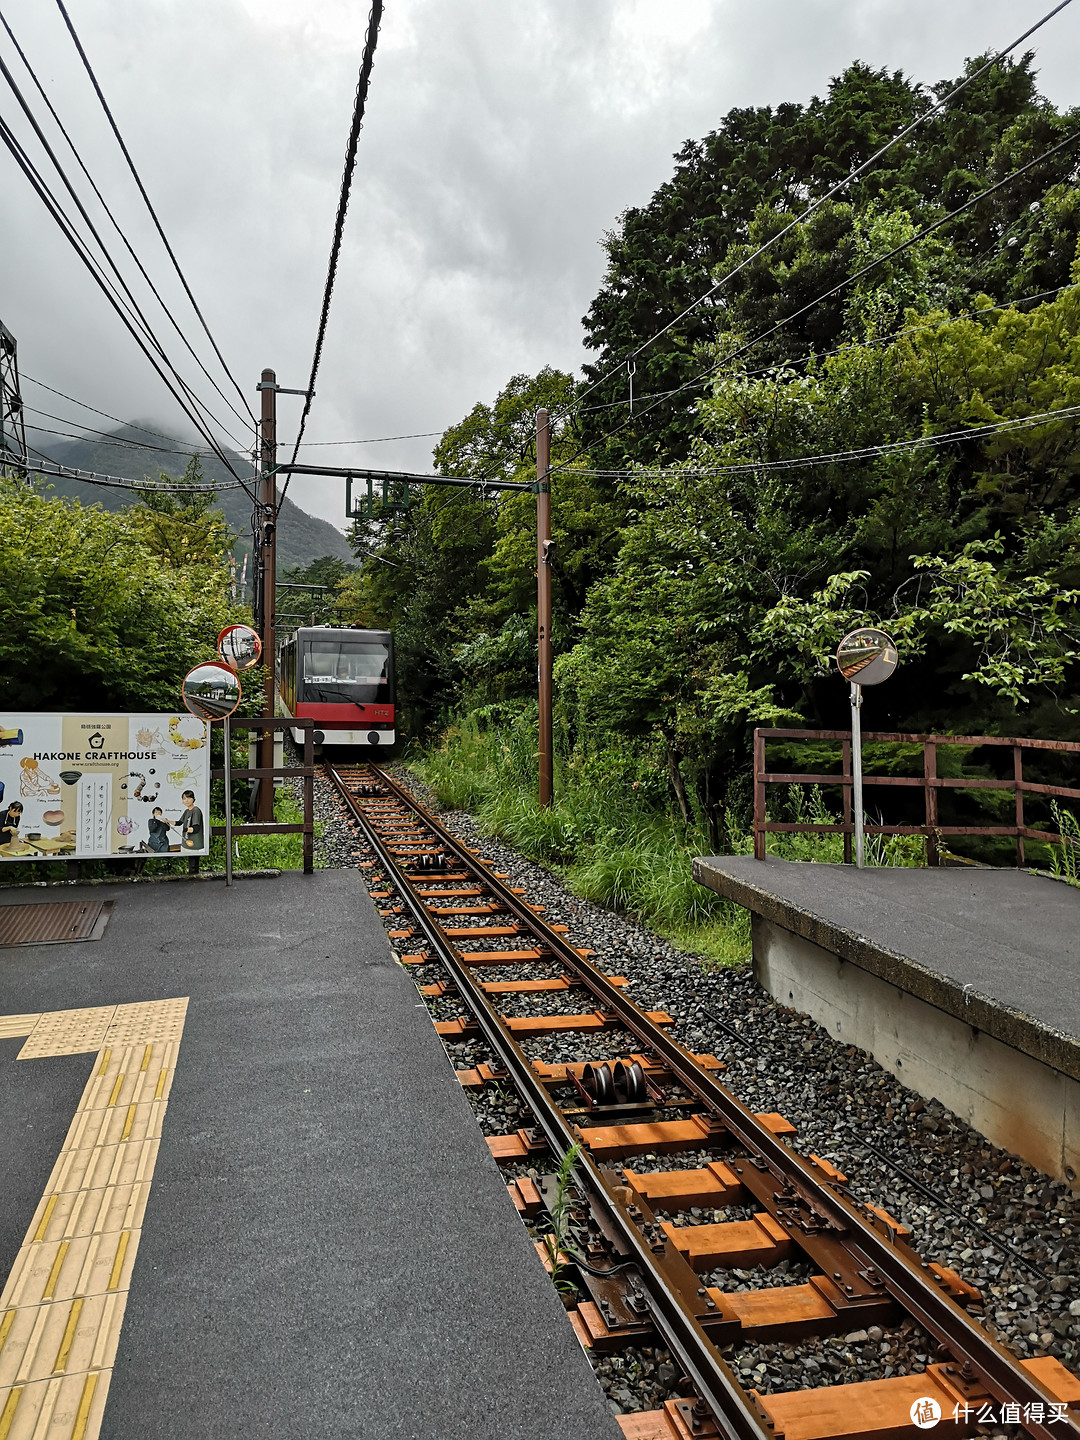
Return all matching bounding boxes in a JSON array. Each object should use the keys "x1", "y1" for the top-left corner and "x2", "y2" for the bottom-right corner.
[
  {"x1": 841, "y1": 737, "x2": 853, "y2": 864},
  {"x1": 923, "y1": 740, "x2": 939, "y2": 867},
  {"x1": 1014, "y1": 745, "x2": 1026, "y2": 868},
  {"x1": 753, "y1": 729, "x2": 766, "y2": 860}
]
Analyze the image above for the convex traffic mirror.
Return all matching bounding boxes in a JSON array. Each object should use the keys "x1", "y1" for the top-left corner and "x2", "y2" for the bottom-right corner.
[
  {"x1": 217, "y1": 624, "x2": 263, "y2": 671},
  {"x1": 182, "y1": 662, "x2": 242, "y2": 721},
  {"x1": 836, "y1": 628, "x2": 898, "y2": 686}
]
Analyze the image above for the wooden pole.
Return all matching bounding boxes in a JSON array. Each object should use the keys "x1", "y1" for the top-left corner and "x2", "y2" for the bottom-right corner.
[{"x1": 536, "y1": 408, "x2": 553, "y2": 808}]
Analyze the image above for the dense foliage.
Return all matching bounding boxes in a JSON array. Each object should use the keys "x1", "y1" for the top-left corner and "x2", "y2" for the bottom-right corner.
[
  {"x1": 331, "y1": 56, "x2": 1080, "y2": 877},
  {"x1": 0, "y1": 475, "x2": 241, "y2": 711}
]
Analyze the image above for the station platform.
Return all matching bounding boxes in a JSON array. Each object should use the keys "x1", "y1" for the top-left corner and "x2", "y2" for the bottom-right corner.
[
  {"x1": 0, "y1": 869, "x2": 621, "y2": 1440},
  {"x1": 693, "y1": 856, "x2": 1080, "y2": 1185}
]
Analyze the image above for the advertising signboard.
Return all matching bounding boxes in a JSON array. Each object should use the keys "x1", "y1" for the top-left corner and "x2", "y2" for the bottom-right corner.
[{"x1": 0, "y1": 713, "x2": 210, "y2": 861}]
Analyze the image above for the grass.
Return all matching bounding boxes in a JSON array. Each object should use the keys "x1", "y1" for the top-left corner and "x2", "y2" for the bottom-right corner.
[
  {"x1": 411, "y1": 714, "x2": 927, "y2": 968},
  {"x1": 1049, "y1": 801, "x2": 1080, "y2": 887}
]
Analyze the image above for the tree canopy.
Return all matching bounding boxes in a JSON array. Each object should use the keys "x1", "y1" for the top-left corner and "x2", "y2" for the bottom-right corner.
[{"x1": 0, "y1": 476, "x2": 241, "y2": 711}]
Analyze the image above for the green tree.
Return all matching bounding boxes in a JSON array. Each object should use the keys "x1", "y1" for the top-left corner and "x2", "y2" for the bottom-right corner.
[
  {"x1": 0, "y1": 479, "x2": 241, "y2": 710},
  {"x1": 579, "y1": 54, "x2": 1080, "y2": 468}
]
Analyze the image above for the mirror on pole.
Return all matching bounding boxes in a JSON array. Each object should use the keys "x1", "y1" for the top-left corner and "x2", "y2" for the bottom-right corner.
[
  {"x1": 835, "y1": 627, "x2": 897, "y2": 870},
  {"x1": 217, "y1": 624, "x2": 263, "y2": 672},
  {"x1": 182, "y1": 662, "x2": 242, "y2": 722},
  {"x1": 836, "y1": 627, "x2": 897, "y2": 686}
]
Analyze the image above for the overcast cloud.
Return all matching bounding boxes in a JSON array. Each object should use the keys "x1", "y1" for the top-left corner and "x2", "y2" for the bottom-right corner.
[{"x1": 3, "y1": 0, "x2": 1080, "y2": 529}]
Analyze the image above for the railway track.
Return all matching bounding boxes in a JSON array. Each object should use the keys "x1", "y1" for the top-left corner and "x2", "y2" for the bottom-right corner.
[{"x1": 327, "y1": 762, "x2": 1080, "y2": 1440}]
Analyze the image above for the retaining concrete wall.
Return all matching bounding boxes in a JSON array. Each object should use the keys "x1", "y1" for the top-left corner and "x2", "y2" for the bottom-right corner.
[{"x1": 753, "y1": 914, "x2": 1080, "y2": 1186}]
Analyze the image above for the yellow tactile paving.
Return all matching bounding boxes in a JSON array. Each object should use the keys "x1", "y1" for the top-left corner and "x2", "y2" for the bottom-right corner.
[
  {"x1": 0, "y1": 1292, "x2": 128, "y2": 1387},
  {"x1": 0, "y1": 1015, "x2": 41, "y2": 1042},
  {"x1": 17, "y1": 1010, "x2": 116, "y2": 1061},
  {"x1": 0, "y1": 998, "x2": 187, "y2": 1440},
  {"x1": 60, "y1": 1099, "x2": 167, "y2": 1155},
  {"x1": 23, "y1": 1185, "x2": 151, "y2": 1249},
  {"x1": 43, "y1": 1139, "x2": 160, "y2": 1198},
  {"x1": 0, "y1": 1368, "x2": 112, "y2": 1440},
  {"x1": 78, "y1": 1044, "x2": 176, "y2": 1113},
  {"x1": 1, "y1": 1231, "x2": 139, "y2": 1310},
  {"x1": 102, "y1": 999, "x2": 188, "y2": 1047}
]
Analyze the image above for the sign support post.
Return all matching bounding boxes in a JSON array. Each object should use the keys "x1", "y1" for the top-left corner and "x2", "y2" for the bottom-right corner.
[
  {"x1": 224, "y1": 712, "x2": 233, "y2": 886},
  {"x1": 850, "y1": 682, "x2": 865, "y2": 868},
  {"x1": 836, "y1": 628, "x2": 898, "y2": 871}
]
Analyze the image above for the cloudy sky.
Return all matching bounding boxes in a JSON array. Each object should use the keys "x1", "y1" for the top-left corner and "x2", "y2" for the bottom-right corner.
[{"x1": 3, "y1": 0, "x2": 1080, "y2": 529}]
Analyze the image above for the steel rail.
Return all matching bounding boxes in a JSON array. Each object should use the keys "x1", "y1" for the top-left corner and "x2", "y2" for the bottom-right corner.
[
  {"x1": 338, "y1": 763, "x2": 1079, "y2": 1440},
  {"x1": 330, "y1": 764, "x2": 768, "y2": 1439}
]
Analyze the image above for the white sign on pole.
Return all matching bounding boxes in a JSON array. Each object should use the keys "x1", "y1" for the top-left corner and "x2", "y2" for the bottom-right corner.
[{"x1": 0, "y1": 713, "x2": 210, "y2": 861}]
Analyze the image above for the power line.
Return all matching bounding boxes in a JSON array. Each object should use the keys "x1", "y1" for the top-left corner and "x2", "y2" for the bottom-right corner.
[
  {"x1": 561, "y1": 0, "x2": 1076, "y2": 422},
  {"x1": 0, "y1": 7, "x2": 255, "y2": 438},
  {"x1": 24, "y1": 414, "x2": 220, "y2": 457},
  {"x1": 579, "y1": 401, "x2": 1080, "y2": 482},
  {"x1": 17, "y1": 443, "x2": 246, "y2": 493},
  {"x1": 0, "y1": 47, "x2": 249, "y2": 464},
  {"x1": 0, "y1": 102, "x2": 257, "y2": 501},
  {"x1": 298, "y1": 429, "x2": 445, "y2": 446},
  {"x1": 50, "y1": 0, "x2": 255, "y2": 428},
  {"x1": 551, "y1": 126, "x2": 1080, "y2": 481},
  {"x1": 573, "y1": 282, "x2": 1080, "y2": 417},
  {"x1": 282, "y1": 0, "x2": 384, "y2": 500},
  {"x1": 21, "y1": 373, "x2": 219, "y2": 449}
]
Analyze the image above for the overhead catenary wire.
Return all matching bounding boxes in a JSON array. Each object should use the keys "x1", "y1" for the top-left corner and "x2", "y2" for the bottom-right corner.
[
  {"x1": 50, "y1": 0, "x2": 255, "y2": 428},
  {"x1": 550, "y1": 126, "x2": 1080, "y2": 483},
  {"x1": 23, "y1": 414, "x2": 225, "y2": 458},
  {"x1": 281, "y1": 0, "x2": 384, "y2": 503},
  {"x1": 0, "y1": 7, "x2": 255, "y2": 439},
  {"x1": 559, "y1": 0, "x2": 1077, "y2": 423}
]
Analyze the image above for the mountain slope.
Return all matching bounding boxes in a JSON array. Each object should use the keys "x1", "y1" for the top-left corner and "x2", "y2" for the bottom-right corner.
[{"x1": 29, "y1": 426, "x2": 354, "y2": 575}]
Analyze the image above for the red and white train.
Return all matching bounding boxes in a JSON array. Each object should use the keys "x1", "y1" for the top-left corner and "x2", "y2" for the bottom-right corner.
[{"x1": 277, "y1": 626, "x2": 395, "y2": 749}]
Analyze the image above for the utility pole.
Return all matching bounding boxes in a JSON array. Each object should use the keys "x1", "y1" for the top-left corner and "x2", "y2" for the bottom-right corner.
[
  {"x1": 536, "y1": 408, "x2": 553, "y2": 808},
  {"x1": 257, "y1": 367, "x2": 277, "y2": 822}
]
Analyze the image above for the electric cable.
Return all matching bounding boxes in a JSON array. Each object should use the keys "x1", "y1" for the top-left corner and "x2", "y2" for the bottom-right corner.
[
  {"x1": 0, "y1": 109, "x2": 257, "y2": 500},
  {"x1": 20, "y1": 374, "x2": 221, "y2": 450},
  {"x1": 572, "y1": 282, "x2": 1080, "y2": 418},
  {"x1": 559, "y1": 0, "x2": 1077, "y2": 423},
  {"x1": 298, "y1": 429, "x2": 445, "y2": 446},
  {"x1": 0, "y1": 7, "x2": 255, "y2": 438},
  {"x1": 24, "y1": 407, "x2": 220, "y2": 457},
  {"x1": 51, "y1": 0, "x2": 255, "y2": 427},
  {"x1": 0, "y1": 49, "x2": 250, "y2": 462},
  {"x1": 19, "y1": 442, "x2": 245, "y2": 493},
  {"x1": 574, "y1": 401, "x2": 1080, "y2": 483},
  {"x1": 550, "y1": 126, "x2": 1080, "y2": 482},
  {"x1": 0, "y1": 74, "x2": 247, "y2": 468},
  {"x1": 281, "y1": 0, "x2": 384, "y2": 503}
]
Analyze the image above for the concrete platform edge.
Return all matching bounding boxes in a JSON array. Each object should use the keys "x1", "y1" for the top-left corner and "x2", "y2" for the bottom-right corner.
[{"x1": 692, "y1": 857, "x2": 1080, "y2": 1085}]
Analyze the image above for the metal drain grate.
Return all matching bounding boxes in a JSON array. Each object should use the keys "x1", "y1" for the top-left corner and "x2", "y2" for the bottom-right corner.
[{"x1": 0, "y1": 899, "x2": 113, "y2": 947}]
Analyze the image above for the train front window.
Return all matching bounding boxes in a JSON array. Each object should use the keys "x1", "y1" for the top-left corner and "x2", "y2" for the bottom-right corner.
[{"x1": 302, "y1": 641, "x2": 391, "y2": 702}]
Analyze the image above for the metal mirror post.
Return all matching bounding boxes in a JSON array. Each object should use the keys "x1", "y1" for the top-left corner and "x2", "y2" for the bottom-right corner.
[
  {"x1": 211, "y1": 626, "x2": 263, "y2": 886},
  {"x1": 835, "y1": 629, "x2": 898, "y2": 868}
]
